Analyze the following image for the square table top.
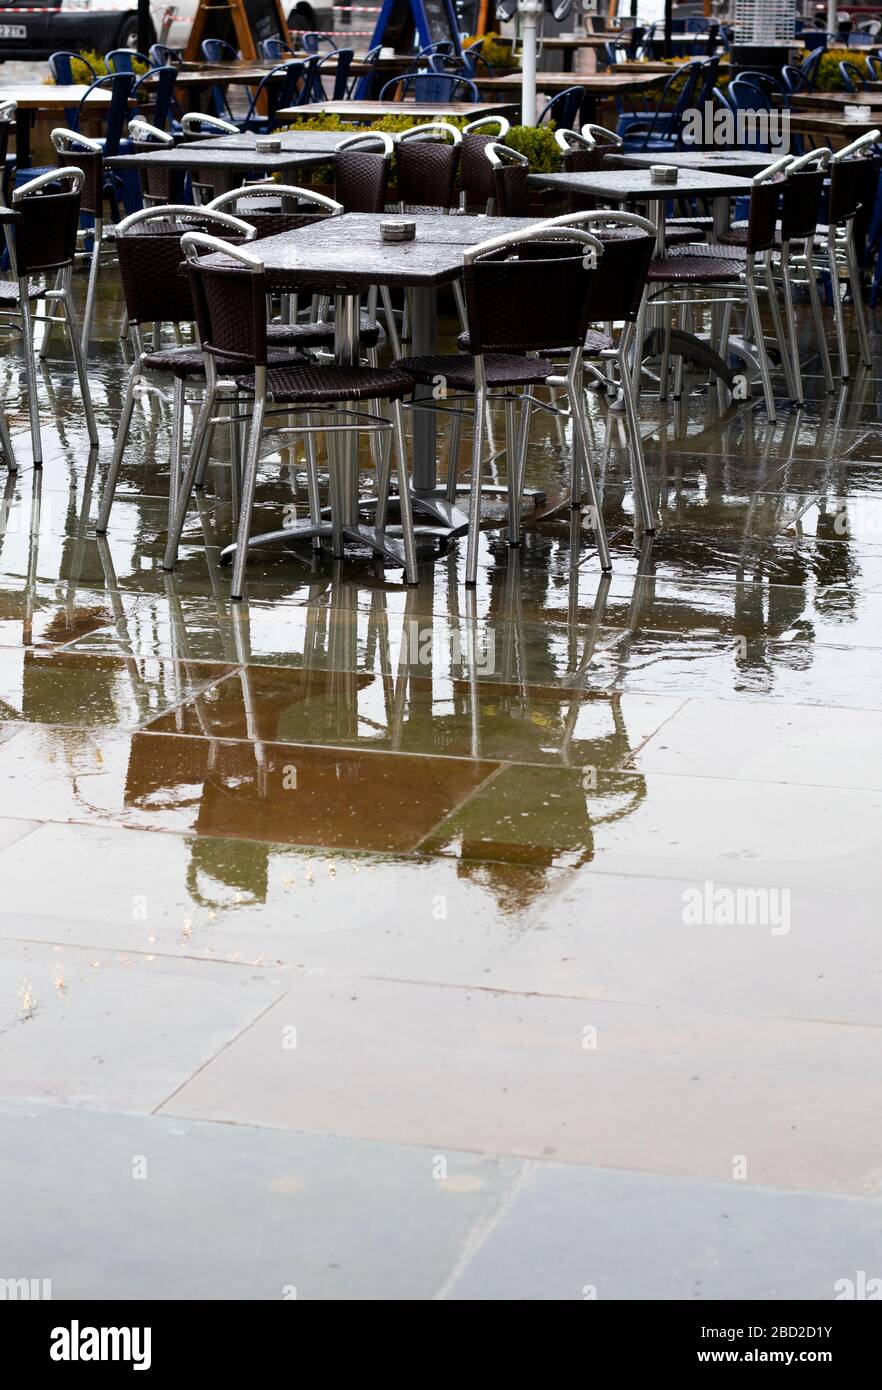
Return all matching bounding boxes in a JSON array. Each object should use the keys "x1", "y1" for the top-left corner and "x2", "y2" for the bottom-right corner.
[
  {"x1": 0, "y1": 84, "x2": 115, "y2": 109},
  {"x1": 109, "y1": 129, "x2": 347, "y2": 172},
  {"x1": 279, "y1": 100, "x2": 519, "y2": 121},
  {"x1": 197, "y1": 211, "x2": 538, "y2": 290},
  {"x1": 608, "y1": 150, "x2": 775, "y2": 177},
  {"x1": 475, "y1": 71, "x2": 664, "y2": 95},
  {"x1": 787, "y1": 112, "x2": 882, "y2": 140},
  {"x1": 528, "y1": 167, "x2": 755, "y2": 201},
  {"x1": 790, "y1": 90, "x2": 882, "y2": 111}
]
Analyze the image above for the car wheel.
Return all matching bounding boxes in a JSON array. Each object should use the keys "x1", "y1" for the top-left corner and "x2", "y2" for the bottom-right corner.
[{"x1": 116, "y1": 15, "x2": 155, "y2": 51}]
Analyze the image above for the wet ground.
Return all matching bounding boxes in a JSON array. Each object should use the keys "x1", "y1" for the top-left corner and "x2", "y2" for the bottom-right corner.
[{"x1": 1, "y1": 255, "x2": 881, "y2": 1300}]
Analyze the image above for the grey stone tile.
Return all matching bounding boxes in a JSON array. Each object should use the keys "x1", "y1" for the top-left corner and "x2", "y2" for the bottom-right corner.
[
  {"x1": 0, "y1": 1099, "x2": 525, "y2": 1300},
  {"x1": 447, "y1": 1163, "x2": 882, "y2": 1301}
]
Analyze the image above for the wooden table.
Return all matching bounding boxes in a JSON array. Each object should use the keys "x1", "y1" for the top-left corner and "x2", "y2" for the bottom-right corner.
[
  {"x1": 280, "y1": 99, "x2": 519, "y2": 122},
  {"x1": 787, "y1": 112, "x2": 882, "y2": 144},
  {"x1": 197, "y1": 211, "x2": 537, "y2": 552},
  {"x1": 540, "y1": 34, "x2": 619, "y2": 71},
  {"x1": 0, "y1": 85, "x2": 116, "y2": 167},
  {"x1": 109, "y1": 129, "x2": 347, "y2": 195},
  {"x1": 475, "y1": 70, "x2": 663, "y2": 122},
  {"x1": 790, "y1": 90, "x2": 882, "y2": 112}
]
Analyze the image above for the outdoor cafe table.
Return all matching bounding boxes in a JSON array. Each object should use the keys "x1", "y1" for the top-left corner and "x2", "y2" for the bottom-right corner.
[
  {"x1": 787, "y1": 111, "x2": 882, "y2": 144},
  {"x1": 196, "y1": 211, "x2": 536, "y2": 561},
  {"x1": 528, "y1": 166, "x2": 755, "y2": 391},
  {"x1": 527, "y1": 166, "x2": 755, "y2": 249},
  {"x1": 280, "y1": 99, "x2": 519, "y2": 122},
  {"x1": 0, "y1": 84, "x2": 117, "y2": 167},
  {"x1": 788, "y1": 90, "x2": 882, "y2": 113},
  {"x1": 474, "y1": 70, "x2": 663, "y2": 122},
  {"x1": 109, "y1": 129, "x2": 349, "y2": 195},
  {"x1": 608, "y1": 149, "x2": 775, "y2": 178}
]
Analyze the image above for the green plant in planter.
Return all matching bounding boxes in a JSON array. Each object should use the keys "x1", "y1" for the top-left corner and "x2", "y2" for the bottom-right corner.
[
  {"x1": 810, "y1": 48, "x2": 872, "y2": 91},
  {"x1": 46, "y1": 49, "x2": 150, "y2": 83},
  {"x1": 463, "y1": 31, "x2": 519, "y2": 74},
  {"x1": 505, "y1": 124, "x2": 561, "y2": 173}
]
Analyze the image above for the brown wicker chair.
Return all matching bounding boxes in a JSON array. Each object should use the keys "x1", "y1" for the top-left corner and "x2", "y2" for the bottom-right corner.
[
  {"x1": 95, "y1": 204, "x2": 274, "y2": 541},
  {"x1": 51, "y1": 128, "x2": 117, "y2": 359},
  {"x1": 332, "y1": 132, "x2": 401, "y2": 353},
  {"x1": 395, "y1": 222, "x2": 610, "y2": 585},
  {"x1": 395, "y1": 123, "x2": 462, "y2": 213},
  {"x1": 459, "y1": 115, "x2": 511, "y2": 213},
  {"x1": 176, "y1": 232, "x2": 419, "y2": 598},
  {"x1": 0, "y1": 167, "x2": 97, "y2": 469}
]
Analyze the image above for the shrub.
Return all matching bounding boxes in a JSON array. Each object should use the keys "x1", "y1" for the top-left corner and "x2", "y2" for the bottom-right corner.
[
  {"x1": 463, "y1": 31, "x2": 519, "y2": 73},
  {"x1": 809, "y1": 48, "x2": 872, "y2": 91}
]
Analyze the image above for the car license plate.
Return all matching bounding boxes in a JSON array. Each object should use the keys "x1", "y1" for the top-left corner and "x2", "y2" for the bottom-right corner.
[{"x1": 0, "y1": 25, "x2": 27, "y2": 38}]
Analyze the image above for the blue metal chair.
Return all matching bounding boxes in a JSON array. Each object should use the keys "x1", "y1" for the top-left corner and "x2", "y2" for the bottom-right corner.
[
  {"x1": 105, "y1": 49, "x2": 150, "y2": 73},
  {"x1": 201, "y1": 38, "x2": 239, "y2": 63},
  {"x1": 839, "y1": 60, "x2": 868, "y2": 92},
  {"x1": 352, "y1": 46, "x2": 383, "y2": 101},
  {"x1": 801, "y1": 30, "x2": 833, "y2": 54},
  {"x1": 238, "y1": 62, "x2": 305, "y2": 132},
  {"x1": 301, "y1": 31, "x2": 337, "y2": 54},
  {"x1": 620, "y1": 61, "x2": 703, "y2": 150},
  {"x1": 866, "y1": 56, "x2": 882, "y2": 81},
  {"x1": 378, "y1": 72, "x2": 479, "y2": 103},
  {"x1": 132, "y1": 64, "x2": 179, "y2": 132},
  {"x1": 537, "y1": 86, "x2": 584, "y2": 129},
  {"x1": 461, "y1": 39, "x2": 494, "y2": 79},
  {"x1": 48, "y1": 51, "x2": 98, "y2": 84},
  {"x1": 799, "y1": 46, "x2": 826, "y2": 89},
  {"x1": 259, "y1": 37, "x2": 295, "y2": 61},
  {"x1": 149, "y1": 43, "x2": 181, "y2": 67},
  {"x1": 313, "y1": 48, "x2": 354, "y2": 102},
  {"x1": 782, "y1": 63, "x2": 813, "y2": 95},
  {"x1": 74, "y1": 72, "x2": 136, "y2": 157}
]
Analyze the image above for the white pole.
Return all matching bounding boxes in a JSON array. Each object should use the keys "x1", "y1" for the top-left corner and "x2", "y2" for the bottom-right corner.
[
  {"x1": 827, "y1": 1, "x2": 837, "y2": 35},
  {"x1": 519, "y1": 0, "x2": 543, "y2": 125}
]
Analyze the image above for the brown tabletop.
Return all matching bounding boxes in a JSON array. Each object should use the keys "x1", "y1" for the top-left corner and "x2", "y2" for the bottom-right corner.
[
  {"x1": 528, "y1": 167, "x2": 755, "y2": 202},
  {"x1": 787, "y1": 112, "x2": 882, "y2": 142},
  {"x1": 790, "y1": 90, "x2": 882, "y2": 111},
  {"x1": 280, "y1": 99, "x2": 519, "y2": 121},
  {"x1": 3, "y1": 84, "x2": 118, "y2": 166},
  {"x1": 475, "y1": 71, "x2": 662, "y2": 94}
]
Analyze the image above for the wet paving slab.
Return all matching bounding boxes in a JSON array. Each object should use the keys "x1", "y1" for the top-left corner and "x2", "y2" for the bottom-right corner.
[{"x1": 2, "y1": 272, "x2": 882, "y2": 1295}]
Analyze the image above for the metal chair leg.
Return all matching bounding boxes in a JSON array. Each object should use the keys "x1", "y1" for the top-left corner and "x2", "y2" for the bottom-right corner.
[
  {"x1": 162, "y1": 381, "x2": 217, "y2": 570},
  {"x1": 18, "y1": 282, "x2": 43, "y2": 466},
  {"x1": 571, "y1": 384, "x2": 611, "y2": 572},
  {"x1": 62, "y1": 276, "x2": 99, "y2": 445},
  {"x1": 81, "y1": 220, "x2": 102, "y2": 358},
  {"x1": 38, "y1": 271, "x2": 62, "y2": 361},
  {"x1": 764, "y1": 251, "x2": 798, "y2": 401},
  {"x1": 390, "y1": 400, "x2": 418, "y2": 584},
  {"x1": 745, "y1": 262, "x2": 777, "y2": 424},
  {"x1": 845, "y1": 227, "x2": 873, "y2": 369},
  {"x1": 0, "y1": 405, "x2": 16, "y2": 472},
  {"x1": 445, "y1": 396, "x2": 464, "y2": 503},
  {"x1": 96, "y1": 358, "x2": 139, "y2": 532},
  {"x1": 465, "y1": 384, "x2": 486, "y2": 587},
  {"x1": 828, "y1": 235, "x2": 850, "y2": 380},
  {"x1": 779, "y1": 244, "x2": 804, "y2": 406},
  {"x1": 805, "y1": 238, "x2": 834, "y2": 393},
  {"x1": 619, "y1": 326, "x2": 655, "y2": 528},
  {"x1": 167, "y1": 376, "x2": 186, "y2": 541},
  {"x1": 504, "y1": 394, "x2": 519, "y2": 544},
  {"x1": 304, "y1": 423, "x2": 324, "y2": 551},
  {"x1": 230, "y1": 394, "x2": 266, "y2": 601},
  {"x1": 380, "y1": 285, "x2": 401, "y2": 358}
]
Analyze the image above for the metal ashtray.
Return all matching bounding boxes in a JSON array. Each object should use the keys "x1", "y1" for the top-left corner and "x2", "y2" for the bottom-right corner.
[
  {"x1": 650, "y1": 165, "x2": 678, "y2": 185},
  {"x1": 380, "y1": 219, "x2": 416, "y2": 243},
  {"x1": 255, "y1": 136, "x2": 282, "y2": 154}
]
